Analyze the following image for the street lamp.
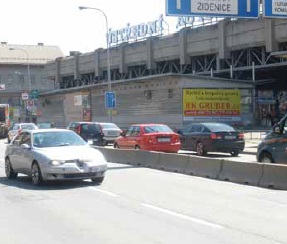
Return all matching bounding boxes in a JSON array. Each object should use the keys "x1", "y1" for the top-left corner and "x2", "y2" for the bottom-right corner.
[
  {"x1": 10, "y1": 47, "x2": 32, "y2": 122},
  {"x1": 79, "y1": 6, "x2": 112, "y2": 122}
]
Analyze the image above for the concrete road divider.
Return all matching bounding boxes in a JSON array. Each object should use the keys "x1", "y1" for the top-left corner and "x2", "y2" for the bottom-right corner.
[
  {"x1": 95, "y1": 147, "x2": 160, "y2": 168},
  {"x1": 136, "y1": 151, "x2": 160, "y2": 168},
  {"x1": 95, "y1": 147, "x2": 138, "y2": 164},
  {"x1": 157, "y1": 153, "x2": 189, "y2": 173},
  {"x1": 259, "y1": 163, "x2": 287, "y2": 190},
  {"x1": 219, "y1": 160, "x2": 263, "y2": 186},
  {"x1": 184, "y1": 157, "x2": 223, "y2": 179},
  {"x1": 96, "y1": 146, "x2": 287, "y2": 190}
]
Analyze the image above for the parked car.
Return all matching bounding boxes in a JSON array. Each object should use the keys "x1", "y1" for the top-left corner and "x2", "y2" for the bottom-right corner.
[
  {"x1": 257, "y1": 113, "x2": 287, "y2": 164},
  {"x1": 37, "y1": 122, "x2": 55, "y2": 129},
  {"x1": 7, "y1": 122, "x2": 38, "y2": 143},
  {"x1": 114, "y1": 123, "x2": 181, "y2": 153},
  {"x1": 99, "y1": 122, "x2": 122, "y2": 145},
  {"x1": 177, "y1": 122, "x2": 245, "y2": 156},
  {"x1": 4, "y1": 128, "x2": 107, "y2": 186},
  {"x1": 67, "y1": 121, "x2": 105, "y2": 146}
]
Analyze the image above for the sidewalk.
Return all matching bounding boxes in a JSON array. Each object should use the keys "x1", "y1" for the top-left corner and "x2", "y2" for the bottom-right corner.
[{"x1": 242, "y1": 139, "x2": 260, "y2": 155}]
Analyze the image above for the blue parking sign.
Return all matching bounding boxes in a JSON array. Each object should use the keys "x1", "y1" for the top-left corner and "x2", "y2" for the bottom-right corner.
[{"x1": 105, "y1": 92, "x2": 116, "y2": 109}]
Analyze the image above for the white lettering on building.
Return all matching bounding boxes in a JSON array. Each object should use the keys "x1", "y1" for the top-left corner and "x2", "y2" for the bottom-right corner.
[{"x1": 108, "y1": 15, "x2": 164, "y2": 45}]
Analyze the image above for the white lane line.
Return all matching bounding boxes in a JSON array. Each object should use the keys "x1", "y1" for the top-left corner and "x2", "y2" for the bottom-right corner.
[
  {"x1": 88, "y1": 187, "x2": 119, "y2": 197},
  {"x1": 142, "y1": 203, "x2": 224, "y2": 229}
]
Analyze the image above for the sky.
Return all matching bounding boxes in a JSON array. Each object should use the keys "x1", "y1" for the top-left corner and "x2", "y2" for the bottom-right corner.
[{"x1": 1, "y1": 0, "x2": 180, "y2": 56}]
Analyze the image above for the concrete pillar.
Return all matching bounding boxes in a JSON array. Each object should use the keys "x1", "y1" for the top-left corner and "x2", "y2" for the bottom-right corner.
[
  {"x1": 73, "y1": 52, "x2": 80, "y2": 80},
  {"x1": 55, "y1": 57, "x2": 62, "y2": 86},
  {"x1": 146, "y1": 37, "x2": 156, "y2": 70},
  {"x1": 94, "y1": 49, "x2": 101, "y2": 77},
  {"x1": 265, "y1": 19, "x2": 279, "y2": 52},
  {"x1": 179, "y1": 28, "x2": 190, "y2": 65},
  {"x1": 119, "y1": 43, "x2": 127, "y2": 74},
  {"x1": 218, "y1": 19, "x2": 228, "y2": 60}
]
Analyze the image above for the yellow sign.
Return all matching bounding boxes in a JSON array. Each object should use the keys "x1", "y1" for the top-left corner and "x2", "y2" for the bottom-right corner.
[{"x1": 183, "y1": 89, "x2": 241, "y2": 117}]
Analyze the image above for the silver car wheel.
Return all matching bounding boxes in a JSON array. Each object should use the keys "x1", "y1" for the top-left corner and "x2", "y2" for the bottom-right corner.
[
  {"x1": 5, "y1": 158, "x2": 17, "y2": 179},
  {"x1": 31, "y1": 163, "x2": 42, "y2": 186}
]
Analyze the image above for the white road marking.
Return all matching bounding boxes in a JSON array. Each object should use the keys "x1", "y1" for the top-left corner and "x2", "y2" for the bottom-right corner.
[
  {"x1": 142, "y1": 203, "x2": 224, "y2": 229},
  {"x1": 88, "y1": 187, "x2": 119, "y2": 197}
]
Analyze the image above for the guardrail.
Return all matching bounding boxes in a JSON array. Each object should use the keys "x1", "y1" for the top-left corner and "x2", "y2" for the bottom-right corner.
[
  {"x1": 243, "y1": 131, "x2": 268, "y2": 140},
  {"x1": 95, "y1": 147, "x2": 287, "y2": 190}
]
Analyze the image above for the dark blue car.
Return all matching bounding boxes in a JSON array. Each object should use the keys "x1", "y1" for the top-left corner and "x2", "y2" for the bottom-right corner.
[{"x1": 257, "y1": 113, "x2": 287, "y2": 164}]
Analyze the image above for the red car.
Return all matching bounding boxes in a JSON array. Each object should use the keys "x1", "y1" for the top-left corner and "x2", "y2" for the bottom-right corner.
[{"x1": 114, "y1": 124, "x2": 181, "y2": 153}]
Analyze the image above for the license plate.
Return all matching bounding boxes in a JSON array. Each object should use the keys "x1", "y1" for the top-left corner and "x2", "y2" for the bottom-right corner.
[
  {"x1": 158, "y1": 138, "x2": 170, "y2": 142},
  {"x1": 225, "y1": 135, "x2": 236, "y2": 139},
  {"x1": 89, "y1": 167, "x2": 99, "y2": 172}
]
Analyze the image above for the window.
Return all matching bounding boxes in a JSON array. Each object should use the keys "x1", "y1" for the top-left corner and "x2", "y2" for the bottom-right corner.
[
  {"x1": 126, "y1": 126, "x2": 135, "y2": 136},
  {"x1": 168, "y1": 89, "x2": 173, "y2": 98},
  {"x1": 21, "y1": 132, "x2": 31, "y2": 146},
  {"x1": 130, "y1": 126, "x2": 141, "y2": 136},
  {"x1": 13, "y1": 133, "x2": 24, "y2": 145},
  {"x1": 30, "y1": 75, "x2": 36, "y2": 84}
]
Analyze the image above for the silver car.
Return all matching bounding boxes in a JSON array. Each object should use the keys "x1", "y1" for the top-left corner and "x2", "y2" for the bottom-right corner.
[
  {"x1": 5, "y1": 129, "x2": 107, "y2": 186},
  {"x1": 99, "y1": 122, "x2": 122, "y2": 145},
  {"x1": 7, "y1": 122, "x2": 38, "y2": 143}
]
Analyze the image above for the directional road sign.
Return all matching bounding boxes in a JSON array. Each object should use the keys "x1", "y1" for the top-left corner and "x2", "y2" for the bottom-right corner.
[
  {"x1": 166, "y1": 0, "x2": 259, "y2": 18},
  {"x1": 105, "y1": 92, "x2": 116, "y2": 109},
  {"x1": 264, "y1": 0, "x2": 287, "y2": 18}
]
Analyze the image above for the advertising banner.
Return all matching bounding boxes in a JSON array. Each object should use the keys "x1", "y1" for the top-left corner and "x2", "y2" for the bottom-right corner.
[{"x1": 183, "y1": 89, "x2": 241, "y2": 121}]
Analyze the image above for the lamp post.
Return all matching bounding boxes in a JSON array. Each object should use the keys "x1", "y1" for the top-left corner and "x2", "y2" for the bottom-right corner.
[
  {"x1": 79, "y1": 6, "x2": 112, "y2": 122},
  {"x1": 10, "y1": 47, "x2": 32, "y2": 122}
]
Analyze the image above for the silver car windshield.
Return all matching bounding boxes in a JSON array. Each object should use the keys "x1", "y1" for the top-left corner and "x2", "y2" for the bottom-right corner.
[{"x1": 33, "y1": 131, "x2": 87, "y2": 148}]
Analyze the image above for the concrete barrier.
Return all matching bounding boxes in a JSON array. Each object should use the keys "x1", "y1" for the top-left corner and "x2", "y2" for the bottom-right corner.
[
  {"x1": 96, "y1": 146, "x2": 287, "y2": 190},
  {"x1": 219, "y1": 160, "x2": 263, "y2": 186},
  {"x1": 157, "y1": 153, "x2": 189, "y2": 173},
  {"x1": 184, "y1": 157, "x2": 223, "y2": 179},
  {"x1": 259, "y1": 163, "x2": 287, "y2": 190},
  {"x1": 96, "y1": 147, "x2": 138, "y2": 164},
  {"x1": 136, "y1": 151, "x2": 160, "y2": 168}
]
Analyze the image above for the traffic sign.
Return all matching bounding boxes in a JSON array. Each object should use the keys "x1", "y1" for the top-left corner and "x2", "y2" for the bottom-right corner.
[
  {"x1": 30, "y1": 89, "x2": 39, "y2": 99},
  {"x1": 105, "y1": 92, "x2": 116, "y2": 109},
  {"x1": 264, "y1": 0, "x2": 287, "y2": 18},
  {"x1": 166, "y1": 0, "x2": 259, "y2": 18}
]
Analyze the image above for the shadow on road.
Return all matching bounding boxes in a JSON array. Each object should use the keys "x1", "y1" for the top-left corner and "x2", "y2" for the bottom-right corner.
[
  {"x1": 179, "y1": 151, "x2": 239, "y2": 158},
  {"x1": 0, "y1": 175, "x2": 99, "y2": 191},
  {"x1": 107, "y1": 164, "x2": 139, "y2": 171}
]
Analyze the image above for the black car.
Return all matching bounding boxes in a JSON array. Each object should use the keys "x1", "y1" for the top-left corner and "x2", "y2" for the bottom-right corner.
[
  {"x1": 177, "y1": 122, "x2": 245, "y2": 156},
  {"x1": 67, "y1": 122, "x2": 105, "y2": 146},
  {"x1": 257, "y1": 113, "x2": 287, "y2": 164}
]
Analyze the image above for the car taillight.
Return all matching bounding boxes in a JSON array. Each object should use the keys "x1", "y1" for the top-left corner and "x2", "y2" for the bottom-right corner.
[
  {"x1": 173, "y1": 136, "x2": 180, "y2": 143},
  {"x1": 210, "y1": 133, "x2": 222, "y2": 140},
  {"x1": 147, "y1": 135, "x2": 156, "y2": 144},
  {"x1": 76, "y1": 125, "x2": 81, "y2": 134},
  {"x1": 238, "y1": 133, "x2": 244, "y2": 139}
]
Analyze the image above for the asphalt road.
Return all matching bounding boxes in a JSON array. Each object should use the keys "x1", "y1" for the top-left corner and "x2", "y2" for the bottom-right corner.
[{"x1": 0, "y1": 139, "x2": 286, "y2": 244}]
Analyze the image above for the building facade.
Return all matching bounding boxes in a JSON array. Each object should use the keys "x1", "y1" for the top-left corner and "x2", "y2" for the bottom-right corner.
[
  {"x1": 38, "y1": 74, "x2": 253, "y2": 130},
  {"x1": 0, "y1": 42, "x2": 63, "y2": 123},
  {"x1": 41, "y1": 17, "x2": 287, "y2": 127}
]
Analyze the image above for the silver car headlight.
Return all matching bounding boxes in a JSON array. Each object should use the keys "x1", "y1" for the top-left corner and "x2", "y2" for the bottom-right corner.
[{"x1": 50, "y1": 160, "x2": 65, "y2": 166}]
